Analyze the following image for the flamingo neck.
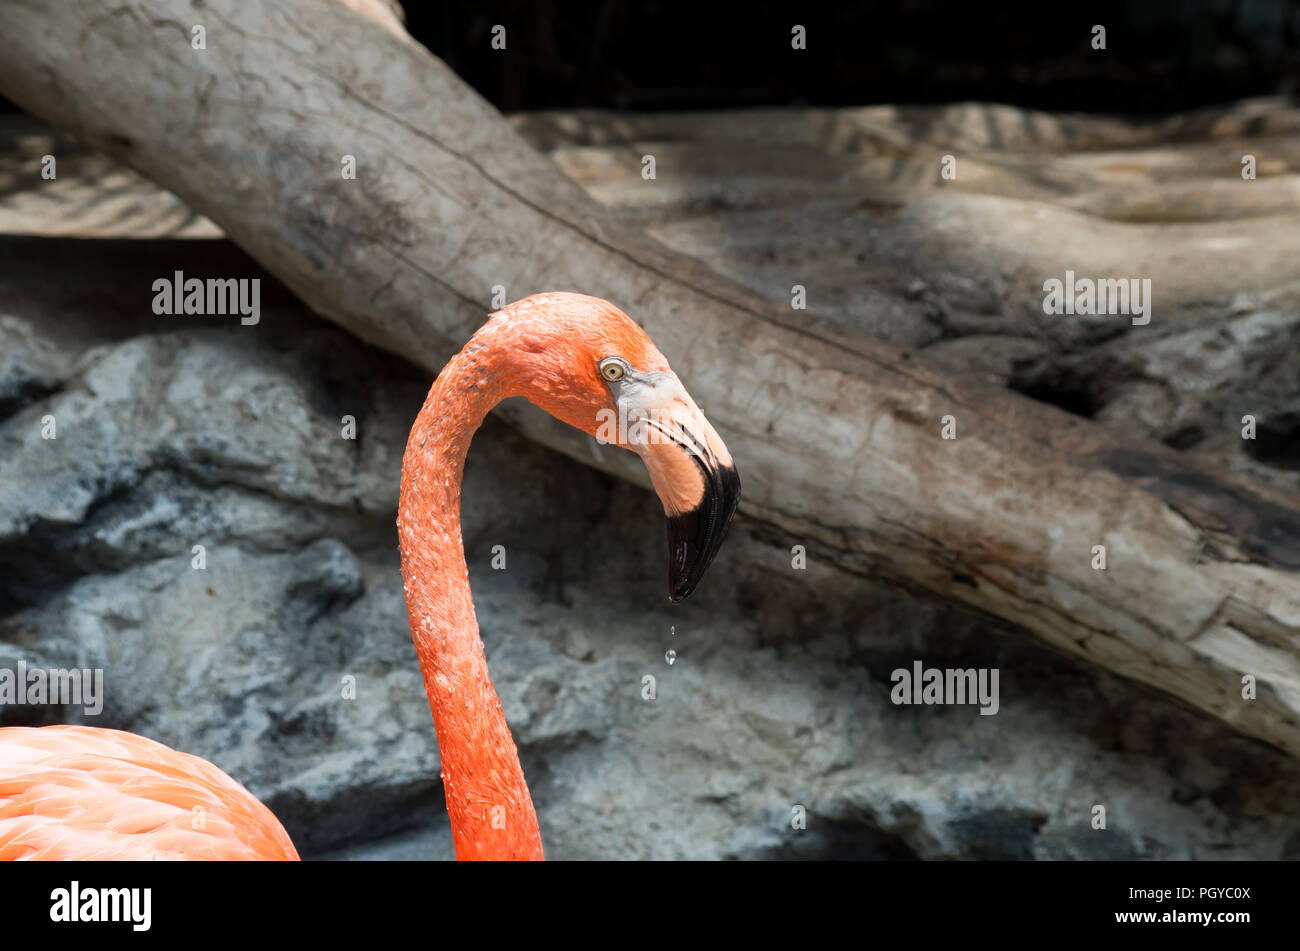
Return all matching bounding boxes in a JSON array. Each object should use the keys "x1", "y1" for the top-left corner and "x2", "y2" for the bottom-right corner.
[{"x1": 397, "y1": 324, "x2": 544, "y2": 860}]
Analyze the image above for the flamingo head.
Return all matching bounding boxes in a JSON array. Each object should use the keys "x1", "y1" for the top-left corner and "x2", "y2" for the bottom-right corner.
[{"x1": 491, "y1": 292, "x2": 741, "y2": 602}]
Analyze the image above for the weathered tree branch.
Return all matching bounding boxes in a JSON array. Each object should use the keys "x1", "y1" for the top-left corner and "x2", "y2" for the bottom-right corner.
[{"x1": 1, "y1": 0, "x2": 1298, "y2": 755}]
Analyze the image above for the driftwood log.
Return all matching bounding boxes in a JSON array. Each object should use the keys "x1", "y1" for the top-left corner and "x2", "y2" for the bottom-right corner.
[{"x1": 1, "y1": 0, "x2": 1299, "y2": 757}]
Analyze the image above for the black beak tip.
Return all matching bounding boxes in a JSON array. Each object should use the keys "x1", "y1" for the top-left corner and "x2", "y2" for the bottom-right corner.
[
  {"x1": 666, "y1": 464, "x2": 740, "y2": 603},
  {"x1": 667, "y1": 572, "x2": 692, "y2": 604}
]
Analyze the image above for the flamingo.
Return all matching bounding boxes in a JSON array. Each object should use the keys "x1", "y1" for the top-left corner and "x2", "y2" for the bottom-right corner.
[{"x1": 0, "y1": 293, "x2": 740, "y2": 860}]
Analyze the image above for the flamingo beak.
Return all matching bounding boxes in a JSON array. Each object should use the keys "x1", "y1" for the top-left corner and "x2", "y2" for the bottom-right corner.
[
  {"x1": 627, "y1": 383, "x2": 741, "y2": 603},
  {"x1": 663, "y1": 435, "x2": 741, "y2": 603}
]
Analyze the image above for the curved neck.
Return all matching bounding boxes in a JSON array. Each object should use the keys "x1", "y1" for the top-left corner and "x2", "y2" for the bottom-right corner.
[{"x1": 398, "y1": 323, "x2": 543, "y2": 860}]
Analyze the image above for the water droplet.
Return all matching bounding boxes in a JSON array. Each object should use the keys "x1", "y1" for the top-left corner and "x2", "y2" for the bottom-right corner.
[
  {"x1": 665, "y1": 649, "x2": 677, "y2": 666},
  {"x1": 670, "y1": 625, "x2": 676, "y2": 637}
]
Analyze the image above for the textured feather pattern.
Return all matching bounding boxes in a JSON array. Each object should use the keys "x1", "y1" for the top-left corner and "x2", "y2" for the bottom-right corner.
[{"x1": 0, "y1": 725, "x2": 298, "y2": 860}]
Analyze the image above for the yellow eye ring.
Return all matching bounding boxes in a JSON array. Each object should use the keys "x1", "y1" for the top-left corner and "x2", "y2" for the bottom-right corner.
[{"x1": 600, "y1": 360, "x2": 625, "y2": 382}]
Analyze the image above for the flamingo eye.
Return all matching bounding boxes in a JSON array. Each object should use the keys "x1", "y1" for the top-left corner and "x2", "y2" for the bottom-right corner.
[{"x1": 599, "y1": 359, "x2": 626, "y2": 382}]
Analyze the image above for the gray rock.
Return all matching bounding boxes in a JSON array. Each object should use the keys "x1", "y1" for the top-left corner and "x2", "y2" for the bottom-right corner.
[{"x1": 4, "y1": 262, "x2": 1300, "y2": 861}]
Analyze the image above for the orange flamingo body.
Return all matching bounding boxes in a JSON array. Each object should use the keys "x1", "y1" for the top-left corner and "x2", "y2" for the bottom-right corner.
[
  {"x1": 0, "y1": 293, "x2": 740, "y2": 860},
  {"x1": 0, "y1": 725, "x2": 296, "y2": 860}
]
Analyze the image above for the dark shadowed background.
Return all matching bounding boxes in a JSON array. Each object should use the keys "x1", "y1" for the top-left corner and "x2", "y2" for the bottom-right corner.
[
  {"x1": 392, "y1": 1, "x2": 1298, "y2": 113},
  {"x1": 3, "y1": 2, "x2": 1299, "y2": 115}
]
